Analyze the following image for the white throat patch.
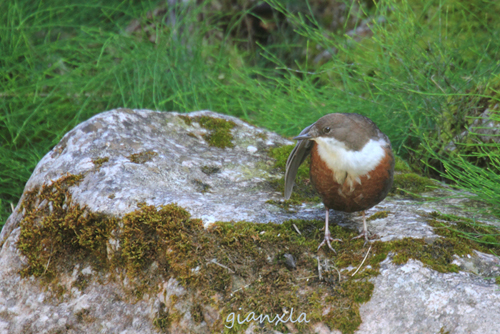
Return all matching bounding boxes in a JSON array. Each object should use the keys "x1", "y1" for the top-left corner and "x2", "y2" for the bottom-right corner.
[{"x1": 314, "y1": 137, "x2": 387, "y2": 188}]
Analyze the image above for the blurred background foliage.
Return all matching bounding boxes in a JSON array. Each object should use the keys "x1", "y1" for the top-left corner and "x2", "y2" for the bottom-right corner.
[{"x1": 1, "y1": 0, "x2": 500, "y2": 226}]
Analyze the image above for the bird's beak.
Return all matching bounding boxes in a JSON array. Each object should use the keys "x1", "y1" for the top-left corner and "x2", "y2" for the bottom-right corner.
[{"x1": 293, "y1": 133, "x2": 312, "y2": 141}]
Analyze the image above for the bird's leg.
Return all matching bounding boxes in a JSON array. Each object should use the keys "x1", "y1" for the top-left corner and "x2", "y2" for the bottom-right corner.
[
  {"x1": 352, "y1": 211, "x2": 370, "y2": 246},
  {"x1": 317, "y1": 209, "x2": 342, "y2": 253}
]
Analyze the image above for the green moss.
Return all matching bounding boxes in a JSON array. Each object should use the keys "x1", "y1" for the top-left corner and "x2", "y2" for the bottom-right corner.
[
  {"x1": 390, "y1": 238, "x2": 462, "y2": 273},
  {"x1": 127, "y1": 151, "x2": 158, "y2": 164},
  {"x1": 390, "y1": 172, "x2": 437, "y2": 198},
  {"x1": 256, "y1": 132, "x2": 268, "y2": 140},
  {"x1": 267, "y1": 145, "x2": 321, "y2": 205},
  {"x1": 427, "y1": 212, "x2": 500, "y2": 253},
  {"x1": 17, "y1": 178, "x2": 386, "y2": 333},
  {"x1": 323, "y1": 280, "x2": 374, "y2": 333},
  {"x1": 383, "y1": 211, "x2": 500, "y2": 273},
  {"x1": 192, "y1": 179, "x2": 211, "y2": 193},
  {"x1": 153, "y1": 301, "x2": 182, "y2": 331},
  {"x1": 199, "y1": 117, "x2": 236, "y2": 149},
  {"x1": 75, "y1": 309, "x2": 94, "y2": 323},
  {"x1": 181, "y1": 115, "x2": 236, "y2": 148},
  {"x1": 72, "y1": 273, "x2": 90, "y2": 291},
  {"x1": 367, "y1": 211, "x2": 390, "y2": 221},
  {"x1": 394, "y1": 156, "x2": 412, "y2": 173},
  {"x1": 201, "y1": 165, "x2": 220, "y2": 175},
  {"x1": 496, "y1": 276, "x2": 500, "y2": 285},
  {"x1": 265, "y1": 198, "x2": 304, "y2": 211},
  {"x1": 217, "y1": 219, "x2": 383, "y2": 334},
  {"x1": 179, "y1": 115, "x2": 192, "y2": 126},
  {"x1": 390, "y1": 154, "x2": 440, "y2": 200},
  {"x1": 92, "y1": 157, "x2": 109, "y2": 169},
  {"x1": 120, "y1": 203, "x2": 202, "y2": 284},
  {"x1": 17, "y1": 174, "x2": 116, "y2": 279},
  {"x1": 19, "y1": 174, "x2": 498, "y2": 333},
  {"x1": 438, "y1": 327, "x2": 451, "y2": 334}
]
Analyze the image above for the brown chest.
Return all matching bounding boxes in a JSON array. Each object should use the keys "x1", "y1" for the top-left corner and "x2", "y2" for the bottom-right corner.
[{"x1": 310, "y1": 143, "x2": 394, "y2": 212}]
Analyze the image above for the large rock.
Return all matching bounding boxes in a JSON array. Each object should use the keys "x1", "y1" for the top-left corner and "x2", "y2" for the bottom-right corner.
[{"x1": 1, "y1": 108, "x2": 499, "y2": 334}]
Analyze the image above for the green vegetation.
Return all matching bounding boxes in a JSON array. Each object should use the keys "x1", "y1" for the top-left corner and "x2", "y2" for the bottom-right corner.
[
  {"x1": 127, "y1": 151, "x2": 158, "y2": 164},
  {"x1": 16, "y1": 174, "x2": 500, "y2": 332},
  {"x1": 2, "y1": 0, "x2": 500, "y2": 228},
  {"x1": 428, "y1": 211, "x2": 500, "y2": 254},
  {"x1": 16, "y1": 174, "x2": 386, "y2": 333},
  {"x1": 200, "y1": 165, "x2": 221, "y2": 175},
  {"x1": 394, "y1": 156, "x2": 412, "y2": 173},
  {"x1": 180, "y1": 115, "x2": 236, "y2": 148},
  {"x1": 367, "y1": 210, "x2": 390, "y2": 221},
  {"x1": 92, "y1": 157, "x2": 110, "y2": 170},
  {"x1": 390, "y1": 172, "x2": 438, "y2": 198},
  {"x1": 439, "y1": 327, "x2": 451, "y2": 334},
  {"x1": 192, "y1": 178, "x2": 212, "y2": 193},
  {"x1": 391, "y1": 238, "x2": 462, "y2": 273},
  {"x1": 18, "y1": 174, "x2": 115, "y2": 279},
  {"x1": 4, "y1": 0, "x2": 500, "y2": 331},
  {"x1": 390, "y1": 154, "x2": 439, "y2": 199}
]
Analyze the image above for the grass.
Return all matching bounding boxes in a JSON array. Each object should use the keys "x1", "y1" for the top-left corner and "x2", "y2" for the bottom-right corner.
[{"x1": 2, "y1": 0, "x2": 500, "y2": 252}]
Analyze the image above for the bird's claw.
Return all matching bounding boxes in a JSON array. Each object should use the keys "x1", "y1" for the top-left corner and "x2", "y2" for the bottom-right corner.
[
  {"x1": 317, "y1": 234, "x2": 342, "y2": 253},
  {"x1": 351, "y1": 231, "x2": 371, "y2": 246}
]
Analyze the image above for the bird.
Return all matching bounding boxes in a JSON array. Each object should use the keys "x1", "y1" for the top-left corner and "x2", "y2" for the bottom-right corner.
[{"x1": 284, "y1": 113, "x2": 394, "y2": 252}]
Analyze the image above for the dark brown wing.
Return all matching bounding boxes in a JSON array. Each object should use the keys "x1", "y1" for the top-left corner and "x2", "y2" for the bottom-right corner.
[{"x1": 284, "y1": 124, "x2": 315, "y2": 199}]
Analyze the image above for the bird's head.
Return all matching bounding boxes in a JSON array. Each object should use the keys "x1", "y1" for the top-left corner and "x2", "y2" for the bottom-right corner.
[{"x1": 293, "y1": 113, "x2": 382, "y2": 151}]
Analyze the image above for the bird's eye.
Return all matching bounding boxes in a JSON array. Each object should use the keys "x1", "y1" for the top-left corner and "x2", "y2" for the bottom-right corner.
[{"x1": 324, "y1": 127, "x2": 331, "y2": 133}]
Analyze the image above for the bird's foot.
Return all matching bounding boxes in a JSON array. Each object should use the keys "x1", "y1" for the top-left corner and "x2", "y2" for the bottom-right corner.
[
  {"x1": 351, "y1": 230, "x2": 371, "y2": 246},
  {"x1": 317, "y1": 234, "x2": 342, "y2": 253}
]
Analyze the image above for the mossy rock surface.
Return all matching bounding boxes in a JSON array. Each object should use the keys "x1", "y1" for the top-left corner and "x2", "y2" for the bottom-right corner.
[
  {"x1": 389, "y1": 155, "x2": 441, "y2": 199},
  {"x1": 1, "y1": 109, "x2": 500, "y2": 334},
  {"x1": 15, "y1": 173, "x2": 500, "y2": 333},
  {"x1": 15, "y1": 173, "x2": 388, "y2": 333},
  {"x1": 180, "y1": 115, "x2": 236, "y2": 148}
]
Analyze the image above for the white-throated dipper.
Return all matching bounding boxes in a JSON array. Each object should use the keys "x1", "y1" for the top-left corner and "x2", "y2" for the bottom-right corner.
[{"x1": 284, "y1": 113, "x2": 395, "y2": 252}]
